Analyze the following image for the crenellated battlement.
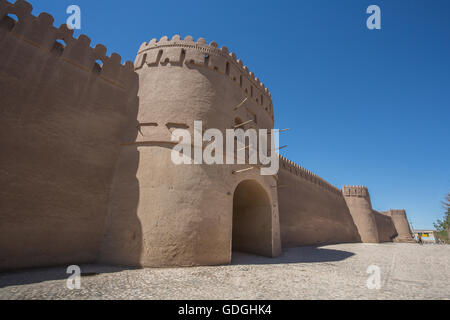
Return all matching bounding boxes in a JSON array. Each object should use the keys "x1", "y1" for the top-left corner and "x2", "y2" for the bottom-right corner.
[
  {"x1": 134, "y1": 35, "x2": 274, "y2": 120},
  {"x1": 279, "y1": 155, "x2": 342, "y2": 196},
  {"x1": 0, "y1": 0, "x2": 136, "y2": 89},
  {"x1": 342, "y1": 185, "x2": 370, "y2": 198}
]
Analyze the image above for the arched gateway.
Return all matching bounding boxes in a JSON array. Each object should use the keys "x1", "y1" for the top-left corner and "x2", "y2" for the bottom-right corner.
[{"x1": 232, "y1": 180, "x2": 273, "y2": 257}]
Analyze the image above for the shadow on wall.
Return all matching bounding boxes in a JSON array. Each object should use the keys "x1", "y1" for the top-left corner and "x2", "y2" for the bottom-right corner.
[
  {"x1": 98, "y1": 108, "x2": 144, "y2": 267},
  {"x1": 0, "y1": 0, "x2": 142, "y2": 270},
  {"x1": 231, "y1": 246, "x2": 355, "y2": 265}
]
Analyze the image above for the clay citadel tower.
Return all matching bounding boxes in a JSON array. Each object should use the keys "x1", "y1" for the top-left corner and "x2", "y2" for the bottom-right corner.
[{"x1": 0, "y1": 1, "x2": 415, "y2": 270}]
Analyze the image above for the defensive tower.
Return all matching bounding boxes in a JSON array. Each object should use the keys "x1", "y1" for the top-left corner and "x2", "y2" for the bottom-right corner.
[
  {"x1": 99, "y1": 35, "x2": 282, "y2": 267},
  {"x1": 388, "y1": 210, "x2": 415, "y2": 243},
  {"x1": 342, "y1": 185, "x2": 379, "y2": 243}
]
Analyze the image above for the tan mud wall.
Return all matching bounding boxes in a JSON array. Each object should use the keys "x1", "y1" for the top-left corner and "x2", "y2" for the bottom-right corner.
[
  {"x1": 277, "y1": 158, "x2": 361, "y2": 247},
  {"x1": 373, "y1": 211, "x2": 397, "y2": 242},
  {"x1": 0, "y1": 2, "x2": 138, "y2": 270}
]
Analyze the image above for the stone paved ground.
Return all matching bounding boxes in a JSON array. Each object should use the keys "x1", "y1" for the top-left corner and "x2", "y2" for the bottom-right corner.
[{"x1": 0, "y1": 243, "x2": 449, "y2": 300}]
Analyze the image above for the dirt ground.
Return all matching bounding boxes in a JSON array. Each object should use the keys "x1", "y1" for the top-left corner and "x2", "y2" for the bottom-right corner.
[{"x1": 1, "y1": 243, "x2": 449, "y2": 300}]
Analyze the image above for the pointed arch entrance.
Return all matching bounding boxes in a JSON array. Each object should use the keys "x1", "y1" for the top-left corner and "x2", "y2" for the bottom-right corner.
[{"x1": 232, "y1": 180, "x2": 273, "y2": 257}]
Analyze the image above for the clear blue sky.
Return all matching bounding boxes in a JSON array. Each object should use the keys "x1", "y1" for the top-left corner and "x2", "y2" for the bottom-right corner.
[{"x1": 31, "y1": 0, "x2": 450, "y2": 229}]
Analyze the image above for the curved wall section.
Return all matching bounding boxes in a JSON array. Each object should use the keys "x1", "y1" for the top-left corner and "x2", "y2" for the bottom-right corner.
[
  {"x1": 99, "y1": 35, "x2": 282, "y2": 267},
  {"x1": 277, "y1": 157, "x2": 361, "y2": 246},
  {"x1": 388, "y1": 210, "x2": 415, "y2": 243}
]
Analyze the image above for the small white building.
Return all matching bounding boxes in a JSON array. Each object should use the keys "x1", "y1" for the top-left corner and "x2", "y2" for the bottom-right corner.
[{"x1": 412, "y1": 230, "x2": 437, "y2": 244}]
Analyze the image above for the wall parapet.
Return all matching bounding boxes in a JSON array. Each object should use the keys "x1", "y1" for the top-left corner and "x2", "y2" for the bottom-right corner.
[
  {"x1": 279, "y1": 155, "x2": 342, "y2": 196},
  {"x1": 342, "y1": 185, "x2": 370, "y2": 199},
  {"x1": 387, "y1": 209, "x2": 407, "y2": 216},
  {"x1": 134, "y1": 35, "x2": 274, "y2": 121},
  {"x1": 0, "y1": 0, "x2": 136, "y2": 89}
]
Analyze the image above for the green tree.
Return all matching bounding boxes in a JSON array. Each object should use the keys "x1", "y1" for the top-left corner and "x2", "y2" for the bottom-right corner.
[{"x1": 433, "y1": 193, "x2": 450, "y2": 243}]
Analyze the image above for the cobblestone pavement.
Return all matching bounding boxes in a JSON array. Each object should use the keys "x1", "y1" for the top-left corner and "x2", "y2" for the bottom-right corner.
[{"x1": 0, "y1": 243, "x2": 449, "y2": 300}]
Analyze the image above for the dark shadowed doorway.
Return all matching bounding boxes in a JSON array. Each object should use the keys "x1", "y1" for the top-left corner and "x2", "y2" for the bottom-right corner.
[{"x1": 232, "y1": 180, "x2": 272, "y2": 257}]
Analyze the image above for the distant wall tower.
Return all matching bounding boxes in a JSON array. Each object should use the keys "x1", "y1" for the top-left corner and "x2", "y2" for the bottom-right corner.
[
  {"x1": 342, "y1": 186, "x2": 379, "y2": 243},
  {"x1": 387, "y1": 210, "x2": 415, "y2": 243}
]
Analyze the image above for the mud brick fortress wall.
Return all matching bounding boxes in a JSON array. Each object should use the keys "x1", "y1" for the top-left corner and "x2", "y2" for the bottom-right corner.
[
  {"x1": 0, "y1": 1, "x2": 415, "y2": 270},
  {"x1": 278, "y1": 157, "x2": 361, "y2": 246},
  {"x1": 0, "y1": 0, "x2": 138, "y2": 269}
]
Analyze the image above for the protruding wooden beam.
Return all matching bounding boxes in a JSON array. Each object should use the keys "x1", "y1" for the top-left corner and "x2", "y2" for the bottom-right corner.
[
  {"x1": 237, "y1": 145, "x2": 250, "y2": 151},
  {"x1": 268, "y1": 128, "x2": 290, "y2": 135},
  {"x1": 233, "y1": 98, "x2": 248, "y2": 111},
  {"x1": 234, "y1": 119, "x2": 253, "y2": 129}
]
